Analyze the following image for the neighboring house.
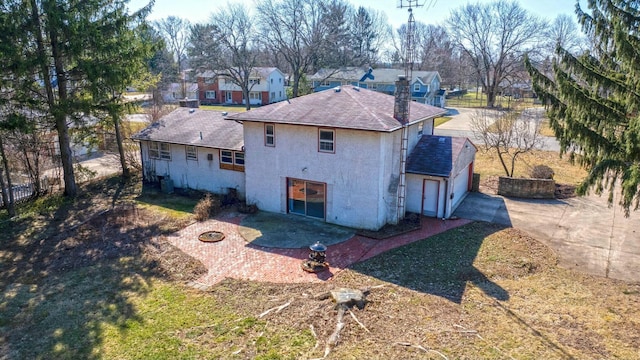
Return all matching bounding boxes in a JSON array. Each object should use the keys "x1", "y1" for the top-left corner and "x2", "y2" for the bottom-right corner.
[
  {"x1": 131, "y1": 108, "x2": 245, "y2": 197},
  {"x1": 196, "y1": 67, "x2": 286, "y2": 106},
  {"x1": 309, "y1": 67, "x2": 446, "y2": 107},
  {"x1": 161, "y1": 82, "x2": 198, "y2": 103},
  {"x1": 134, "y1": 86, "x2": 475, "y2": 231}
]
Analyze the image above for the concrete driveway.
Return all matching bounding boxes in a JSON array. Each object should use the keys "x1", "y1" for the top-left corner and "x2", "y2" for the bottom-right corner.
[{"x1": 454, "y1": 191, "x2": 640, "y2": 282}]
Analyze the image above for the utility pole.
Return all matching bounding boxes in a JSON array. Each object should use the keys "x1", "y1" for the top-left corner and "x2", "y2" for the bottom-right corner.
[{"x1": 395, "y1": 0, "x2": 424, "y2": 222}]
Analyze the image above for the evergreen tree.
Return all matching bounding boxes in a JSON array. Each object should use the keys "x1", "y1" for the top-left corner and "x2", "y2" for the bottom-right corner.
[
  {"x1": 526, "y1": 0, "x2": 640, "y2": 215},
  {"x1": 0, "y1": 0, "x2": 153, "y2": 194}
]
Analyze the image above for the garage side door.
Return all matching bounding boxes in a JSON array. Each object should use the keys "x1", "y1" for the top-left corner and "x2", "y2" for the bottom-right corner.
[{"x1": 422, "y1": 179, "x2": 439, "y2": 217}]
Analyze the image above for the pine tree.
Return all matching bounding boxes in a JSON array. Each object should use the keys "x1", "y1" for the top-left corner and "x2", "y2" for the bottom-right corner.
[
  {"x1": 0, "y1": 0, "x2": 153, "y2": 195},
  {"x1": 526, "y1": 0, "x2": 640, "y2": 215}
]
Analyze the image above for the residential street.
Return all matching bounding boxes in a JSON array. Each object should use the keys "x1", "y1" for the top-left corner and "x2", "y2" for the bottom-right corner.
[{"x1": 434, "y1": 106, "x2": 561, "y2": 152}]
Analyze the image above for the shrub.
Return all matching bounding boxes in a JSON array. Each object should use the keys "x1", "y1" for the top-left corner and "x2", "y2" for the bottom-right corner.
[
  {"x1": 193, "y1": 193, "x2": 221, "y2": 221},
  {"x1": 530, "y1": 165, "x2": 555, "y2": 179}
]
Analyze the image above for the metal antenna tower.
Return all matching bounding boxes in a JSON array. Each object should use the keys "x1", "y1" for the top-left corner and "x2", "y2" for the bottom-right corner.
[{"x1": 395, "y1": 0, "x2": 424, "y2": 222}]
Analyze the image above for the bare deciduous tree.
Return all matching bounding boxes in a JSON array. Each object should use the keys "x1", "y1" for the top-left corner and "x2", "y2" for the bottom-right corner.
[
  {"x1": 205, "y1": 3, "x2": 259, "y2": 110},
  {"x1": 448, "y1": 0, "x2": 546, "y2": 107},
  {"x1": 470, "y1": 108, "x2": 544, "y2": 177},
  {"x1": 545, "y1": 14, "x2": 586, "y2": 56},
  {"x1": 154, "y1": 16, "x2": 191, "y2": 97},
  {"x1": 257, "y1": 0, "x2": 326, "y2": 98}
]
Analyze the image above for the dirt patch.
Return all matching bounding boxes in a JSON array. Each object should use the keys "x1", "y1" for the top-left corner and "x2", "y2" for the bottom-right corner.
[{"x1": 356, "y1": 212, "x2": 421, "y2": 239}]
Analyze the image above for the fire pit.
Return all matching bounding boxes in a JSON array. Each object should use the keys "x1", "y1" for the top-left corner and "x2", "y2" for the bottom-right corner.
[
  {"x1": 198, "y1": 231, "x2": 225, "y2": 243},
  {"x1": 301, "y1": 241, "x2": 329, "y2": 273}
]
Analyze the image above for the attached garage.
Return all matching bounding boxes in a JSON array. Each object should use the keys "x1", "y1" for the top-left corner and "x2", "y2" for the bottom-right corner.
[{"x1": 405, "y1": 135, "x2": 476, "y2": 219}]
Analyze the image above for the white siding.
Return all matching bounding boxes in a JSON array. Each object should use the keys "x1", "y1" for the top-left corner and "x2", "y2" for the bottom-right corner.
[
  {"x1": 139, "y1": 141, "x2": 245, "y2": 197},
  {"x1": 243, "y1": 122, "x2": 398, "y2": 230},
  {"x1": 406, "y1": 174, "x2": 446, "y2": 218}
]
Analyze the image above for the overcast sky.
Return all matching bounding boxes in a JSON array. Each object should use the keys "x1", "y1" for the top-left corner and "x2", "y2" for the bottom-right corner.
[{"x1": 128, "y1": 0, "x2": 589, "y2": 29}]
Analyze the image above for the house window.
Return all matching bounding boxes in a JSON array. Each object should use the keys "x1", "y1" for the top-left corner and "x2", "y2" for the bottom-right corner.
[
  {"x1": 320, "y1": 80, "x2": 331, "y2": 87},
  {"x1": 319, "y1": 129, "x2": 335, "y2": 153},
  {"x1": 249, "y1": 92, "x2": 262, "y2": 100},
  {"x1": 220, "y1": 150, "x2": 245, "y2": 172},
  {"x1": 205, "y1": 91, "x2": 216, "y2": 99},
  {"x1": 279, "y1": 91, "x2": 282, "y2": 98},
  {"x1": 249, "y1": 78, "x2": 260, "y2": 85},
  {"x1": 172, "y1": 92, "x2": 177, "y2": 99},
  {"x1": 270, "y1": 91, "x2": 275, "y2": 100},
  {"x1": 270, "y1": 78, "x2": 273, "y2": 84},
  {"x1": 370, "y1": 83, "x2": 377, "y2": 90},
  {"x1": 413, "y1": 83, "x2": 421, "y2": 92},
  {"x1": 265, "y1": 124, "x2": 275, "y2": 146},
  {"x1": 224, "y1": 78, "x2": 233, "y2": 84},
  {"x1": 186, "y1": 145, "x2": 197, "y2": 160},
  {"x1": 417, "y1": 122, "x2": 424, "y2": 138},
  {"x1": 149, "y1": 141, "x2": 171, "y2": 160}
]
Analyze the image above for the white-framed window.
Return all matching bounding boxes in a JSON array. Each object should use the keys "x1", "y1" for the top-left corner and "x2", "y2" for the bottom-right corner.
[
  {"x1": 220, "y1": 150, "x2": 245, "y2": 171},
  {"x1": 270, "y1": 91, "x2": 275, "y2": 100},
  {"x1": 319, "y1": 129, "x2": 335, "y2": 153},
  {"x1": 279, "y1": 91, "x2": 282, "y2": 98},
  {"x1": 320, "y1": 80, "x2": 331, "y2": 87},
  {"x1": 417, "y1": 122, "x2": 424, "y2": 138},
  {"x1": 205, "y1": 91, "x2": 216, "y2": 99},
  {"x1": 149, "y1": 141, "x2": 171, "y2": 160},
  {"x1": 370, "y1": 83, "x2": 377, "y2": 90},
  {"x1": 413, "y1": 83, "x2": 421, "y2": 92},
  {"x1": 265, "y1": 124, "x2": 275, "y2": 146},
  {"x1": 249, "y1": 78, "x2": 261, "y2": 85},
  {"x1": 186, "y1": 145, "x2": 197, "y2": 160},
  {"x1": 249, "y1": 92, "x2": 262, "y2": 100},
  {"x1": 270, "y1": 78, "x2": 273, "y2": 84}
]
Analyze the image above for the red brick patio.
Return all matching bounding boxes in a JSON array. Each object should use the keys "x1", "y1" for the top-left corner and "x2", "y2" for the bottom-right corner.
[{"x1": 165, "y1": 212, "x2": 471, "y2": 288}]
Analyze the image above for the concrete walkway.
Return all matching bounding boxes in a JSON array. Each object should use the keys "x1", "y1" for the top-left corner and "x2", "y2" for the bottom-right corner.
[{"x1": 454, "y1": 191, "x2": 640, "y2": 282}]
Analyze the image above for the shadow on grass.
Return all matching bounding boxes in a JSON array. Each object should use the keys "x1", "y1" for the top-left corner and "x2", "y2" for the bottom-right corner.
[
  {"x1": 0, "y1": 176, "x2": 198, "y2": 359},
  {"x1": 350, "y1": 222, "x2": 510, "y2": 304}
]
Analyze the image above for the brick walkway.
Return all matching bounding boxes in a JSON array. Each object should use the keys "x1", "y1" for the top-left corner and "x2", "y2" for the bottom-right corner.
[{"x1": 165, "y1": 212, "x2": 471, "y2": 288}]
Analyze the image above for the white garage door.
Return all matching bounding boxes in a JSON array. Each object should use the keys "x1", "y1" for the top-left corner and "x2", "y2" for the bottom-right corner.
[{"x1": 452, "y1": 164, "x2": 471, "y2": 208}]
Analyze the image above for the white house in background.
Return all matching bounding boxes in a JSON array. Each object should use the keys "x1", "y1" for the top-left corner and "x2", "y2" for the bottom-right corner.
[
  {"x1": 133, "y1": 86, "x2": 475, "y2": 231},
  {"x1": 205, "y1": 67, "x2": 287, "y2": 106},
  {"x1": 161, "y1": 82, "x2": 198, "y2": 103},
  {"x1": 131, "y1": 108, "x2": 245, "y2": 196}
]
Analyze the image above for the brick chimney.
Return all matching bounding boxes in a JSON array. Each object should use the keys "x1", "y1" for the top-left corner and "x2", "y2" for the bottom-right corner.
[
  {"x1": 394, "y1": 75, "x2": 410, "y2": 124},
  {"x1": 179, "y1": 99, "x2": 199, "y2": 108}
]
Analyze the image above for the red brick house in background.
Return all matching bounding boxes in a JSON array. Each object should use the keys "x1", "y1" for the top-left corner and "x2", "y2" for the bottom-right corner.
[{"x1": 196, "y1": 67, "x2": 286, "y2": 106}]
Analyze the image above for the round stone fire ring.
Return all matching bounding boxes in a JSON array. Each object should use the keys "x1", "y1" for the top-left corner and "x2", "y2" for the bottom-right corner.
[{"x1": 198, "y1": 230, "x2": 225, "y2": 243}]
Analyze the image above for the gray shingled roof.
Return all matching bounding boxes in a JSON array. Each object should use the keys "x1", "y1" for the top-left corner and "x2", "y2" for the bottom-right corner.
[
  {"x1": 226, "y1": 86, "x2": 447, "y2": 132},
  {"x1": 406, "y1": 135, "x2": 470, "y2": 177},
  {"x1": 131, "y1": 108, "x2": 244, "y2": 151}
]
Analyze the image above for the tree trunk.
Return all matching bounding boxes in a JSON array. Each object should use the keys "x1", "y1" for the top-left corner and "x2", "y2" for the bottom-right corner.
[
  {"x1": 0, "y1": 136, "x2": 16, "y2": 217},
  {"x1": 112, "y1": 111, "x2": 129, "y2": 178},
  {"x1": 31, "y1": 0, "x2": 77, "y2": 196}
]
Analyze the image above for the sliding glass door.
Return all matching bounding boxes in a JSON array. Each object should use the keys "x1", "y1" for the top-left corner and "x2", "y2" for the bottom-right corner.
[{"x1": 287, "y1": 178, "x2": 325, "y2": 219}]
